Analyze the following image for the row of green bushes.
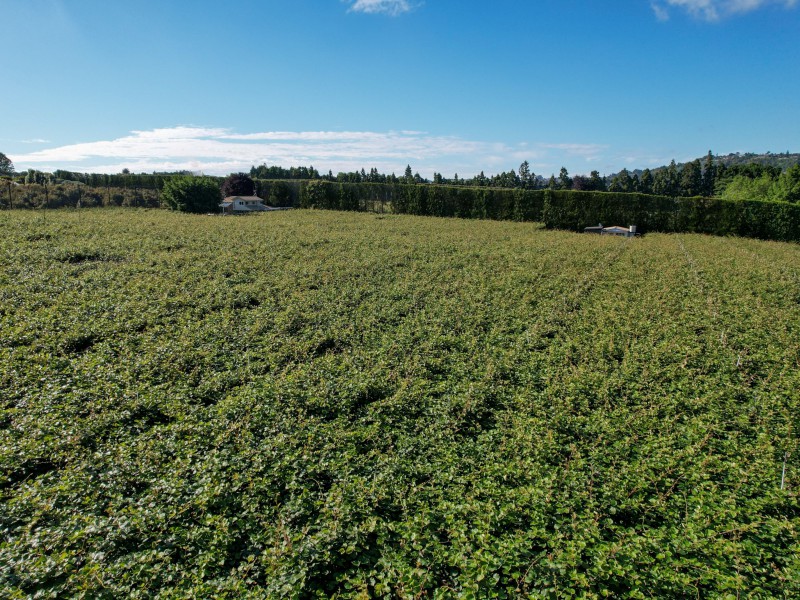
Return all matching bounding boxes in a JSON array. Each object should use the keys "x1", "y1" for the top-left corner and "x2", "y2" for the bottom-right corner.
[
  {"x1": 5, "y1": 179, "x2": 799, "y2": 242},
  {"x1": 4, "y1": 181, "x2": 298, "y2": 210},
  {"x1": 294, "y1": 180, "x2": 546, "y2": 221},
  {"x1": 282, "y1": 180, "x2": 800, "y2": 243},
  {"x1": 542, "y1": 190, "x2": 800, "y2": 242}
]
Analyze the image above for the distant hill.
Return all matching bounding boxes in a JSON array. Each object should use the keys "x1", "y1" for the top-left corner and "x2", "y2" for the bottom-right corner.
[
  {"x1": 656, "y1": 152, "x2": 799, "y2": 174},
  {"x1": 611, "y1": 151, "x2": 799, "y2": 180},
  {"x1": 711, "y1": 151, "x2": 800, "y2": 170}
]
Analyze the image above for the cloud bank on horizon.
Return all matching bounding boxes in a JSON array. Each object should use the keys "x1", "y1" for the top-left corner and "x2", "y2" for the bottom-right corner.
[
  {"x1": 8, "y1": 126, "x2": 622, "y2": 178},
  {"x1": 653, "y1": 0, "x2": 798, "y2": 20}
]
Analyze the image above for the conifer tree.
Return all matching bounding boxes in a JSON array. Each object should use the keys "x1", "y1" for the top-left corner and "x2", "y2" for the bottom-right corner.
[
  {"x1": 680, "y1": 159, "x2": 703, "y2": 197},
  {"x1": 557, "y1": 167, "x2": 572, "y2": 190},
  {"x1": 702, "y1": 151, "x2": 716, "y2": 197},
  {"x1": 639, "y1": 169, "x2": 654, "y2": 195}
]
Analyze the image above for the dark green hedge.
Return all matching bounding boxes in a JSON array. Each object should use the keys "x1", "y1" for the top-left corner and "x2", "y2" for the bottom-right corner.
[
  {"x1": 542, "y1": 190, "x2": 800, "y2": 242},
  {"x1": 278, "y1": 181, "x2": 800, "y2": 242},
  {"x1": 294, "y1": 180, "x2": 545, "y2": 222}
]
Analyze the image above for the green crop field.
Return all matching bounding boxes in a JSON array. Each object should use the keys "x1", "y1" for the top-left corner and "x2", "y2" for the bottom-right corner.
[{"x1": 1, "y1": 209, "x2": 798, "y2": 598}]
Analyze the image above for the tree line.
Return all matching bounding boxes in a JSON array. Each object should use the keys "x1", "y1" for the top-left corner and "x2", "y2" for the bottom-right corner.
[
  {"x1": 247, "y1": 153, "x2": 799, "y2": 203},
  {"x1": 2, "y1": 149, "x2": 799, "y2": 207}
]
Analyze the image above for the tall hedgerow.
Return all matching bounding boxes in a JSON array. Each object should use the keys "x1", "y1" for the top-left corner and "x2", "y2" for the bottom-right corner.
[{"x1": 162, "y1": 176, "x2": 221, "y2": 213}]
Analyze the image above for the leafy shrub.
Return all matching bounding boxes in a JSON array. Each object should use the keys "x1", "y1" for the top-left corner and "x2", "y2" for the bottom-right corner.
[
  {"x1": 220, "y1": 173, "x2": 255, "y2": 198},
  {"x1": 162, "y1": 176, "x2": 222, "y2": 213}
]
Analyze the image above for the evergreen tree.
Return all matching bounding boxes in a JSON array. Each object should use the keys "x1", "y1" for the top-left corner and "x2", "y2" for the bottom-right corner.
[
  {"x1": 639, "y1": 169, "x2": 654, "y2": 195},
  {"x1": 654, "y1": 160, "x2": 680, "y2": 197},
  {"x1": 571, "y1": 175, "x2": 588, "y2": 191},
  {"x1": 609, "y1": 168, "x2": 633, "y2": 193},
  {"x1": 667, "y1": 160, "x2": 680, "y2": 196},
  {"x1": 702, "y1": 151, "x2": 716, "y2": 197},
  {"x1": 587, "y1": 170, "x2": 606, "y2": 192},
  {"x1": 518, "y1": 161, "x2": 534, "y2": 189},
  {"x1": 680, "y1": 159, "x2": 703, "y2": 196},
  {"x1": 557, "y1": 167, "x2": 572, "y2": 190}
]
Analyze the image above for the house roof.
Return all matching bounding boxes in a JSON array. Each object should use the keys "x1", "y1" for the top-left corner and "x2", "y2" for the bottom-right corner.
[
  {"x1": 221, "y1": 204, "x2": 263, "y2": 211},
  {"x1": 223, "y1": 196, "x2": 264, "y2": 202}
]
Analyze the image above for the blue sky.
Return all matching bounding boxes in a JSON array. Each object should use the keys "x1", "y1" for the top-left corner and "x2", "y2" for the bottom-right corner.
[{"x1": 2, "y1": 0, "x2": 799, "y2": 178}]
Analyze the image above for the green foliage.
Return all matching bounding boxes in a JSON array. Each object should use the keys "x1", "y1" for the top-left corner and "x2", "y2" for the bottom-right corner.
[
  {"x1": 720, "y1": 168, "x2": 800, "y2": 204},
  {"x1": 714, "y1": 151, "x2": 800, "y2": 171},
  {"x1": 721, "y1": 175, "x2": 775, "y2": 202},
  {"x1": 542, "y1": 189, "x2": 800, "y2": 242},
  {"x1": 1, "y1": 182, "x2": 164, "y2": 209},
  {"x1": 518, "y1": 160, "x2": 533, "y2": 188},
  {"x1": 0, "y1": 152, "x2": 14, "y2": 175},
  {"x1": 653, "y1": 160, "x2": 680, "y2": 197},
  {"x1": 250, "y1": 163, "x2": 320, "y2": 180},
  {"x1": 639, "y1": 168, "x2": 654, "y2": 195},
  {"x1": 296, "y1": 180, "x2": 546, "y2": 222},
  {"x1": 267, "y1": 181, "x2": 292, "y2": 206},
  {"x1": 300, "y1": 179, "x2": 329, "y2": 208},
  {"x1": 680, "y1": 159, "x2": 703, "y2": 197},
  {"x1": 0, "y1": 209, "x2": 798, "y2": 597},
  {"x1": 608, "y1": 169, "x2": 634, "y2": 193},
  {"x1": 220, "y1": 173, "x2": 255, "y2": 198},
  {"x1": 162, "y1": 176, "x2": 222, "y2": 213},
  {"x1": 270, "y1": 179, "x2": 800, "y2": 242},
  {"x1": 557, "y1": 167, "x2": 573, "y2": 190},
  {"x1": 773, "y1": 165, "x2": 800, "y2": 203},
  {"x1": 702, "y1": 151, "x2": 716, "y2": 197}
]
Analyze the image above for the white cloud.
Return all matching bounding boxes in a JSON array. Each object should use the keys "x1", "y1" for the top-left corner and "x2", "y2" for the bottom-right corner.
[
  {"x1": 9, "y1": 126, "x2": 617, "y2": 178},
  {"x1": 651, "y1": 2, "x2": 671, "y2": 20},
  {"x1": 346, "y1": 0, "x2": 417, "y2": 16},
  {"x1": 653, "y1": 0, "x2": 798, "y2": 20}
]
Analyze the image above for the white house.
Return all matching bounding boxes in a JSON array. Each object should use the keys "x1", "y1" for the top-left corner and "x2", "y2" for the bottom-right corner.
[{"x1": 220, "y1": 196, "x2": 269, "y2": 214}]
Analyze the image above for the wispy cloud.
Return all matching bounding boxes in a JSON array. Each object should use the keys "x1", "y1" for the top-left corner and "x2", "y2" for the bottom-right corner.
[
  {"x1": 540, "y1": 143, "x2": 609, "y2": 162},
  {"x1": 652, "y1": 0, "x2": 797, "y2": 20},
  {"x1": 9, "y1": 126, "x2": 618, "y2": 178},
  {"x1": 345, "y1": 0, "x2": 418, "y2": 16},
  {"x1": 651, "y1": 2, "x2": 671, "y2": 20}
]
